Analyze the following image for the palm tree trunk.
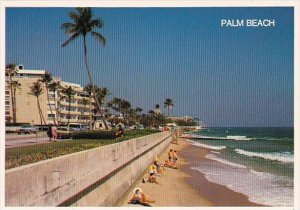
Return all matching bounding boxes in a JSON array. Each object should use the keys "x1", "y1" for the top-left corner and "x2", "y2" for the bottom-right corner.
[
  {"x1": 83, "y1": 35, "x2": 108, "y2": 129},
  {"x1": 13, "y1": 87, "x2": 17, "y2": 124},
  {"x1": 168, "y1": 106, "x2": 170, "y2": 117},
  {"x1": 89, "y1": 95, "x2": 92, "y2": 130},
  {"x1": 9, "y1": 74, "x2": 16, "y2": 124},
  {"x1": 46, "y1": 87, "x2": 56, "y2": 125},
  {"x1": 37, "y1": 99, "x2": 42, "y2": 125},
  {"x1": 68, "y1": 98, "x2": 71, "y2": 125},
  {"x1": 53, "y1": 94, "x2": 59, "y2": 126}
]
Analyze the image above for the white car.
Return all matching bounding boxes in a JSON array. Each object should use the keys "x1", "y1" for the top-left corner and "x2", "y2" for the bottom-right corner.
[
  {"x1": 18, "y1": 125, "x2": 37, "y2": 134},
  {"x1": 68, "y1": 123, "x2": 87, "y2": 131}
]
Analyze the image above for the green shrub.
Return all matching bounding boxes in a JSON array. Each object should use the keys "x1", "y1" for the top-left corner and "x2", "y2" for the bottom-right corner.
[{"x1": 72, "y1": 130, "x2": 116, "y2": 139}]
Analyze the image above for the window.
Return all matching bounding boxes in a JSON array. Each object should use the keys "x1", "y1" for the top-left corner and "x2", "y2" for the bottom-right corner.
[{"x1": 48, "y1": 114, "x2": 55, "y2": 118}]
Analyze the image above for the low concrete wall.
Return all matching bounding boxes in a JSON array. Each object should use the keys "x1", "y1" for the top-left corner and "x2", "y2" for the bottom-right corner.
[{"x1": 5, "y1": 131, "x2": 172, "y2": 206}]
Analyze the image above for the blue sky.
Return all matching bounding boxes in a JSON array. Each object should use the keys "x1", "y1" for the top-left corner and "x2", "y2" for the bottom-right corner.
[{"x1": 6, "y1": 7, "x2": 294, "y2": 127}]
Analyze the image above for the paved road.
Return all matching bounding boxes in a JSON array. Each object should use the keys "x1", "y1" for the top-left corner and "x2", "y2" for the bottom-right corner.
[{"x1": 5, "y1": 133, "x2": 71, "y2": 148}]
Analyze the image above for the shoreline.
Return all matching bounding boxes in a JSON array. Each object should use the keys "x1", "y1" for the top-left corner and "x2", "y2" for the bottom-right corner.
[
  {"x1": 119, "y1": 137, "x2": 264, "y2": 207},
  {"x1": 180, "y1": 140, "x2": 265, "y2": 206}
]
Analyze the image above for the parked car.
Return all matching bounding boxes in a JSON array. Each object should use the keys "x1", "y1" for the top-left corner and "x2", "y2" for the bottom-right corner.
[
  {"x1": 57, "y1": 127, "x2": 71, "y2": 139},
  {"x1": 93, "y1": 120, "x2": 112, "y2": 130},
  {"x1": 137, "y1": 124, "x2": 145, "y2": 130},
  {"x1": 68, "y1": 123, "x2": 87, "y2": 132},
  {"x1": 18, "y1": 125, "x2": 37, "y2": 134}
]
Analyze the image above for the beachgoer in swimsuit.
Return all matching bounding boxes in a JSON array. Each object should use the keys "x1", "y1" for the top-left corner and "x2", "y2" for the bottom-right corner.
[
  {"x1": 154, "y1": 160, "x2": 164, "y2": 174},
  {"x1": 173, "y1": 150, "x2": 178, "y2": 165},
  {"x1": 164, "y1": 160, "x2": 178, "y2": 169},
  {"x1": 168, "y1": 149, "x2": 173, "y2": 162},
  {"x1": 128, "y1": 188, "x2": 155, "y2": 206}
]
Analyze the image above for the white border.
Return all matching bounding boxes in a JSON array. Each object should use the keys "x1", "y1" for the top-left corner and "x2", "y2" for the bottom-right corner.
[{"x1": 0, "y1": 1, "x2": 299, "y2": 210}]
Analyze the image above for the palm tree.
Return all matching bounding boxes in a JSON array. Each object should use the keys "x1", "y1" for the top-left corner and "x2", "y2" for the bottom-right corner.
[
  {"x1": 119, "y1": 99, "x2": 131, "y2": 124},
  {"x1": 135, "y1": 107, "x2": 143, "y2": 124},
  {"x1": 148, "y1": 110, "x2": 155, "y2": 127},
  {"x1": 107, "y1": 97, "x2": 122, "y2": 114},
  {"x1": 29, "y1": 81, "x2": 46, "y2": 125},
  {"x1": 40, "y1": 72, "x2": 56, "y2": 125},
  {"x1": 154, "y1": 104, "x2": 161, "y2": 115},
  {"x1": 5, "y1": 64, "x2": 17, "y2": 123},
  {"x1": 10, "y1": 81, "x2": 21, "y2": 123},
  {"x1": 95, "y1": 87, "x2": 110, "y2": 115},
  {"x1": 61, "y1": 8, "x2": 108, "y2": 129},
  {"x1": 48, "y1": 81, "x2": 61, "y2": 125},
  {"x1": 164, "y1": 98, "x2": 174, "y2": 117},
  {"x1": 193, "y1": 117, "x2": 200, "y2": 126},
  {"x1": 61, "y1": 86, "x2": 76, "y2": 125}
]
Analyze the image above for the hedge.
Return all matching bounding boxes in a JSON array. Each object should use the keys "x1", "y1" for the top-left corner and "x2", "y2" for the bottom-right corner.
[{"x1": 72, "y1": 130, "x2": 116, "y2": 139}]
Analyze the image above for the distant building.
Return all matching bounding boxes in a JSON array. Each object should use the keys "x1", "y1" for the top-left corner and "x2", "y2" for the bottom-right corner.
[
  {"x1": 5, "y1": 65, "x2": 96, "y2": 125},
  {"x1": 166, "y1": 115, "x2": 193, "y2": 122}
]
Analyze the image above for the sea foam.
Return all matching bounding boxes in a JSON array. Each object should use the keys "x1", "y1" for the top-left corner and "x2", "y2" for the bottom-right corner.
[
  {"x1": 235, "y1": 149, "x2": 294, "y2": 163},
  {"x1": 191, "y1": 164, "x2": 293, "y2": 206},
  {"x1": 205, "y1": 154, "x2": 247, "y2": 169},
  {"x1": 186, "y1": 140, "x2": 226, "y2": 150},
  {"x1": 226, "y1": 135, "x2": 252, "y2": 141}
]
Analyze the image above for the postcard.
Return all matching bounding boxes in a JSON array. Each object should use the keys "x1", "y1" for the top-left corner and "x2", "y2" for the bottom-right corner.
[{"x1": 1, "y1": 1, "x2": 299, "y2": 209}]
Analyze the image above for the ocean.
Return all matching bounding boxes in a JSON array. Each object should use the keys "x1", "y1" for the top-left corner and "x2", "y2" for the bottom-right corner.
[{"x1": 185, "y1": 127, "x2": 294, "y2": 207}]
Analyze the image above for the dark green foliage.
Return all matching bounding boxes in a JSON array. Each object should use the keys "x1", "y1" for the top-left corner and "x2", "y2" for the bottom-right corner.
[{"x1": 72, "y1": 130, "x2": 116, "y2": 139}]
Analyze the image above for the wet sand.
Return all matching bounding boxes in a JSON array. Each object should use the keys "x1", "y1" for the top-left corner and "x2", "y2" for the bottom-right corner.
[{"x1": 119, "y1": 137, "x2": 264, "y2": 207}]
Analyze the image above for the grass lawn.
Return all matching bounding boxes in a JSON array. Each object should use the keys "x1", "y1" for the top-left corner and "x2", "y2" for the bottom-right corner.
[{"x1": 6, "y1": 129, "x2": 159, "y2": 170}]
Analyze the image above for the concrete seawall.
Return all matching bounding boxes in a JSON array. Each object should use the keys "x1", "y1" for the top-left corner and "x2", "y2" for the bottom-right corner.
[{"x1": 5, "y1": 131, "x2": 172, "y2": 206}]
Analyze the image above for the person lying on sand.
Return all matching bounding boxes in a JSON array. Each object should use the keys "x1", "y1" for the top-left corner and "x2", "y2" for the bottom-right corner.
[
  {"x1": 148, "y1": 171, "x2": 160, "y2": 184},
  {"x1": 164, "y1": 160, "x2": 178, "y2": 169},
  {"x1": 128, "y1": 188, "x2": 155, "y2": 206},
  {"x1": 154, "y1": 160, "x2": 165, "y2": 174}
]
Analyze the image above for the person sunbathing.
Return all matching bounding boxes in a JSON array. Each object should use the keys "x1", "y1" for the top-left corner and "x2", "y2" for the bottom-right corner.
[
  {"x1": 148, "y1": 171, "x2": 160, "y2": 184},
  {"x1": 154, "y1": 160, "x2": 165, "y2": 174},
  {"x1": 128, "y1": 188, "x2": 155, "y2": 206},
  {"x1": 164, "y1": 160, "x2": 178, "y2": 169}
]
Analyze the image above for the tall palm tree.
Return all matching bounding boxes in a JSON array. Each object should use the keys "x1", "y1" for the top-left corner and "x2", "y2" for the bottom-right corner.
[
  {"x1": 164, "y1": 98, "x2": 174, "y2": 117},
  {"x1": 11, "y1": 80, "x2": 21, "y2": 123},
  {"x1": 40, "y1": 72, "x2": 56, "y2": 125},
  {"x1": 61, "y1": 86, "x2": 76, "y2": 125},
  {"x1": 61, "y1": 8, "x2": 108, "y2": 129},
  {"x1": 5, "y1": 64, "x2": 17, "y2": 123},
  {"x1": 29, "y1": 81, "x2": 46, "y2": 125},
  {"x1": 48, "y1": 81, "x2": 61, "y2": 125}
]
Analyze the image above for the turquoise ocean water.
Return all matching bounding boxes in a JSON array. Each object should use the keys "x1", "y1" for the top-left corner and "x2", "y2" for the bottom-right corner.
[{"x1": 187, "y1": 127, "x2": 294, "y2": 206}]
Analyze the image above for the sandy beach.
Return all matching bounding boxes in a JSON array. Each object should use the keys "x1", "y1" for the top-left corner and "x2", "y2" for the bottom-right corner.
[{"x1": 119, "y1": 137, "x2": 264, "y2": 207}]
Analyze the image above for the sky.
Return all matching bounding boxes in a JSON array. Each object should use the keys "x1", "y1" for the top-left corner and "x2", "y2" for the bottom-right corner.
[{"x1": 5, "y1": 7, "x2": 294, "y2": 127}]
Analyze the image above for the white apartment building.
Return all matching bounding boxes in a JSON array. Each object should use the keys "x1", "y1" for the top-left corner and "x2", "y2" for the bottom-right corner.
[{"x1": 5, "y1": 65, "x2": 95, "y2": 125}]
